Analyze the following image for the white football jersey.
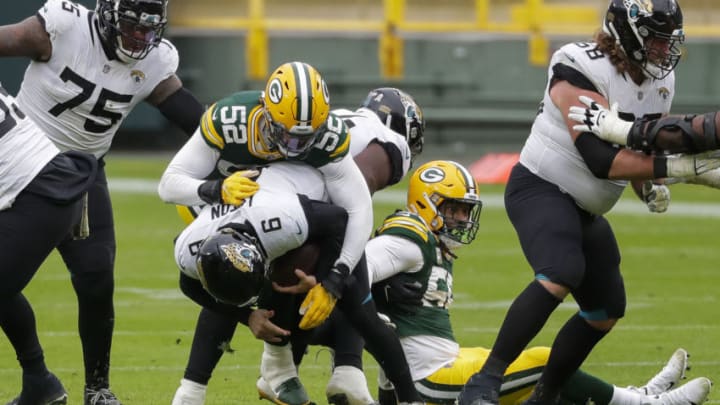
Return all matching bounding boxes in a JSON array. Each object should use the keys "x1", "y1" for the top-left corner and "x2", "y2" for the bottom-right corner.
[
  {"x1": 0, "y1": 85, "x2": 60, "y2": 210},
  {"x1": 16, "y1": 0, "x2": 179, "y2": 158},
  {"x1": 334, "y1": 107, "x2": 412, "y2": 179},
  {"x1": 520, "y1": 41, "x2": 675, "y2": 215},
  {"x1": 174, "y1": 163, "x2": 326, "y2": 279}
]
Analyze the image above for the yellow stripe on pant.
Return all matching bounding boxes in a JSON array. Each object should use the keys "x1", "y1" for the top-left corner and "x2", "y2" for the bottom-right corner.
[{"x1": 417, "y1": 346, "x2": 550, "y2": 405}]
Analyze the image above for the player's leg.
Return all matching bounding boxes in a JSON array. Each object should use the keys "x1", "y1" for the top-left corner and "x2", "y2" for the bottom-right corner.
[
  {"x1": 337, "y1": 256, "x2": 422, "y2": 404},
  {"x1": 526, "y1": 215, "x2": 623, "y2": 404},
  {"x1": 460, "y1": 165, "x2": 577, "y2": 405},
  {"x1": 1, "y1": 191, "x2": 82, "y2": 404},
  {"x1": 56, "y1": 167, "x2": 120, "y2": 404}
]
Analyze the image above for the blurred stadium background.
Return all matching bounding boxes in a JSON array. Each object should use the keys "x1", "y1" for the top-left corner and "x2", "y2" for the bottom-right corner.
[{"x1": 3, "y1": 0, "x2": 720, "y2": 163}]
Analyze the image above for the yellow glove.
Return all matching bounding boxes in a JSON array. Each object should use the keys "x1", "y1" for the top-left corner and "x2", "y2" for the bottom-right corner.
[
  {"x1": 298, "y1": 284, "x2": 337, "y2": 330},
  {"x1": 221, "y1": 170, "x2": 259, "y2": 205}
]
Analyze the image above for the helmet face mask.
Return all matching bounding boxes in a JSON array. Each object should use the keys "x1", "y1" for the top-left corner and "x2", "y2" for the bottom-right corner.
[
  {"x1": 407, "y1": 160, "x2": 482, "y2": 249},
  {"x1": 196, "y1": 227, "x2": 267, "y2": 307},
  {"x1": 361, "y1": 87, "x2": 425, "y2": 160},
  {"x1": 604, "y1": 0, "x2": 684, "y2": 80},
  {"x1": 261, "y1": 62, "x2": 330, "y2": 158},
  {"x1": 97, "y1": 0, "x2": 168, "y2": 62}
]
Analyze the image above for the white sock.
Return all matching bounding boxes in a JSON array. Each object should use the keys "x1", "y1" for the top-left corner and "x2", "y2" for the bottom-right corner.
[
  {"x1": 171, "y1": 378, "x2": 207, "y2": 405},
  {"x1": 260, "y1": 342, "x2": 297, "y2": 390},
  {"x1": 610, "y1": 386, "x2": 647, "y2": 405}
]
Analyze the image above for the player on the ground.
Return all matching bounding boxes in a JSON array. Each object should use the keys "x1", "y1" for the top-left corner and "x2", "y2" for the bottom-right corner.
[{"x1": 0, "y1": 0, "x2": 204, "y2": 403}]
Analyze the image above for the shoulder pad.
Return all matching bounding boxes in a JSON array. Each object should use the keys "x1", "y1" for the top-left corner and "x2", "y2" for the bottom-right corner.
[
  {"x1": 376, "y1": 211, "x2": 432, "y2": 244},
  {"x1": 40, "y1": 0, "x2": 89, "y2": 38},
  {"x1": 551, "y1": 42, "x2": 609, "y2": 97},
  {"x1": 303, "y1": 112, "x2": 350, "y2": 167}
]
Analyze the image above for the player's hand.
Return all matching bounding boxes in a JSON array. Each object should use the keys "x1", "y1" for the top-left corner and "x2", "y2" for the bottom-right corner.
[
  {"x1": 272, "y1": 269, "x2": 317, "y2": 294},
  {"x1": 568, "y1": 96, "x2": 633, "y2": 145},
  {"x1": 642, "y1": 181, "x2": 671, "y2": 213},
  {"x1": 667, "y1": 150, "x2": 720, "y2": 177},
  {"x1": 221, "y1": 170, "x2": 260, "y2": 205},
  {"x1": 372, "y1": 273, "x2": 423, "y2": 315},
  {"x1": 248, "y1": 309, "x2": 290, "y2": 343},
  {"x1": 298, "y1": 284, "x2": 337, "y2": 330}
]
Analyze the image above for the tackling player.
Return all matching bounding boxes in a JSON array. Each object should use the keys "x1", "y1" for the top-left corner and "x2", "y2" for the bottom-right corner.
[
  {"x1": 0, "y1": 0, "x2": 204, "y2": 403},
  {"x1": 158, "y1": 68, "x2": 426, "y2": 405}
]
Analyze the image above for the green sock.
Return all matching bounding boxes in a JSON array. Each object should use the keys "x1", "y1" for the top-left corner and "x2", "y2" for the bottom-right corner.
[{"x1": 558, "y1": 370, "x2": 614, "y2": 405}]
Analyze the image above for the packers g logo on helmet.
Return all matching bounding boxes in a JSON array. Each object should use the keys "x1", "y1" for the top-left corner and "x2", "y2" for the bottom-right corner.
[
  {"x1": 261, "y1": 61, "x2": 331, "y2": 158},
  {"x1": 407, "y1": 160, "x2": 483, "y2": 247}
]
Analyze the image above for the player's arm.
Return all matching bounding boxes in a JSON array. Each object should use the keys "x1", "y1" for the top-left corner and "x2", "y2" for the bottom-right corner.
[
  {"x1": 354, "y1": 142, "x2": 393, "y2": 194},
  {"x1": 0, "y1": 15, "x2": 51, "y2": 60},
  {"x1": 551, "y1": 78, "x2": 719, "y2": 180},
  {"x1": 366, "y1": 234, "x2": 423, "y2": 283},
  {"x1": 158, "y1": 131, "x2": 220, "y2": 205},
  {"x1": 146, "y1": 74, "x2": 204, "y2": 137},
  {"x1": 570, "y1": 97, "x2": 720, "y2": 154},
  {"x1": 299, "y1": 196, "x2": 349, "y2": 280},
  {"x1": 319, "y1": 153, "x2": 374, "y2": 274}
]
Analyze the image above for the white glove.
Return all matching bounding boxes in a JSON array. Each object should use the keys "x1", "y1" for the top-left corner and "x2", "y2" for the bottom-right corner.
[
  {"x1": 666, "y1": 150, "x2": 720, "y2": 177},
  {"x1": 641, "y1": 181, "x2": 670, "y2": 213},
  {"x1": 568, "y1": 95, "x2": 633, "y2": 145},
  {"x1": 665, "y1": 168, "x2": 720, "y2": 189}
]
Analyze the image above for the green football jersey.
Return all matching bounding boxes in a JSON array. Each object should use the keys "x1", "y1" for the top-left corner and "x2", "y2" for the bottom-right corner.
[
  {"x1": 375, "y1": 211, "x2": 455, "y2": 342},
  {"x1": 198, "y1": 90, "x2": 350, "y2": 179}
]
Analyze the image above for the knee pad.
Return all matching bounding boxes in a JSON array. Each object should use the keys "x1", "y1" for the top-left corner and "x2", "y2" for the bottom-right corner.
[{"x1": 71, "y1": 270, "x2": 114, "y2": 301}]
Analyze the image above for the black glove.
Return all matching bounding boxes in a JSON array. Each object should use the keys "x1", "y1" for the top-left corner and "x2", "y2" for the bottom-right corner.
[{"x1": 372, "y1": 273, "x2": 423, "y2": 315}]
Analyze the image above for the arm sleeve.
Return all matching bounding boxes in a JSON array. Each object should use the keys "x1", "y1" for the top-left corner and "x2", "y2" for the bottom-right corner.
[
  {"x1": 157, "y1": 87, "x2": 204, "y2": 136},
  {"x1": 157, "y1": 130, "x2": 220, "y2": 205},
  {"x1": 319, "y1": 153, "x2": 373, "y2": 273},
  {"x1": 366, "y1": 234, "x2": 424, "y2": 284}
]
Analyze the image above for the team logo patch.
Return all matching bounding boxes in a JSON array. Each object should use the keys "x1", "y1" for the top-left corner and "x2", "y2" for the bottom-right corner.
[
  {"x1": 419, "y1": 167, "x2": 445, "y2": 183},
  {"x1": 130, "y1": 70, "x2": 146, "y2": 84},
  {"x1": 267, "y1": 78, "x2": 283, "y2": 104},
  {"x1": 221, "y1": 243, "x2": 254, "y2": 273},
  {"x1": 658, "y1": 87, "x2": 670, "y2": 100}
]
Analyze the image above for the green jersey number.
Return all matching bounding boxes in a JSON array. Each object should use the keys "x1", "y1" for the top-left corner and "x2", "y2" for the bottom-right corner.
[{"x1": 219, "y1": 105, "x2": 248, "y2": 145}]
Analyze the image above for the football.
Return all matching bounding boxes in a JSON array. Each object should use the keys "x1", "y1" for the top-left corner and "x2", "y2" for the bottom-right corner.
[{"x1": 267, "y1": 243, "x2": 321, "y2": 287}]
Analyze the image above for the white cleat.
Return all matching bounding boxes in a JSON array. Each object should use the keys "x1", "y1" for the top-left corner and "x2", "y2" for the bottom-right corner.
[
  {"x1": 630, "y1": 348, "x2": 690, "y2": 395},
  {"x1": 646, "y1": 377, "x2": 712, "y2": 405}
]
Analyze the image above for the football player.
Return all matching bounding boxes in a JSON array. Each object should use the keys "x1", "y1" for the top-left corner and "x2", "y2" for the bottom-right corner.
[
  {"x1": 458, "y1": 1, "x2": 720, "y2": 405},
  {"x1": 360, "y1": 160, "x2": 711, "y2": 405},
  {"x1": 159, "y1": 68, "x2": 426, "y2": 404},
  {"x1": 0, "y1": 0, "x2": 204, "y2": 403},
  {"x1": 170, "y1": 161, "x2": 424, "y2": 405},
  {"x1": 0, "y1": 84, "x2": 97, "y2": 405}
]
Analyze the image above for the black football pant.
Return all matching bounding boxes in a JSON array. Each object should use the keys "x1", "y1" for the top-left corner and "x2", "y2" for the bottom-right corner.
[
  {"x1": 48, "y1": 163, "x2": 116, "y2": 388},
  {"x1": 0, "y1": 191, "x2": 82, "y2": 378}
]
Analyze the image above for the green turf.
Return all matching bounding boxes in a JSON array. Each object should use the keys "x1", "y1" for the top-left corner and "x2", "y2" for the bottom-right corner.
[{"x1": 1, "y1": 154, "x2": 718, "y2": 404}]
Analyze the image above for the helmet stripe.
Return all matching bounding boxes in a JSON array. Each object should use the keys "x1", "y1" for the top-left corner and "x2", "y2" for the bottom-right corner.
[
  {"x1": 451, "y1": 161, "x2": 476, "y2": 194},
  {"x1": 291, "y1": 62, "x2": 312, "y2": 124}
]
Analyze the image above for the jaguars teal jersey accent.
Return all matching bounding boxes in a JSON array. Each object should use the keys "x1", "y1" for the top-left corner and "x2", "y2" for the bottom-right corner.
[
  {"x1": 376, "y1": 211, "x2": 455, "y2": 342},
  {"x1": 199, "y1": 91, "x2": 349, "y2": 179}
]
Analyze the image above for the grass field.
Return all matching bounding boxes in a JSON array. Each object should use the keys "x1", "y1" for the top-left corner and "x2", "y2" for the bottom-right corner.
[{"x1": 1, "y1": 153, "x2": 719, "y2": 404}]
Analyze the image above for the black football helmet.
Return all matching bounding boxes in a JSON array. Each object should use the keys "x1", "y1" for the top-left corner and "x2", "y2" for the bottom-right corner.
[
  {"x1": 361, "y1": 87, "x2": 425, "y2": 160},
  {"x1": 97, "y1": 0, "x2": 168, "y2": 62},
  {"x1": 196, "y1": 227, "x2": 266, "y2": 307},
  {"x1": 603, "y1": 0, "x2": 684, "y2": 80}
]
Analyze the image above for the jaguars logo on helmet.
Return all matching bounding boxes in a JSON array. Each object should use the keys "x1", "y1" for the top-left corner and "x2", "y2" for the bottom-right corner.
[
  {"x1": 407, "y1": 160, "x2": 482, "y2": 247},
  {"x1": 196, "y1": 227, "x2": 266, "y2": 307},
  {"x1": 261, "y1": 61, "x2": 331, "y2": 158}
]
